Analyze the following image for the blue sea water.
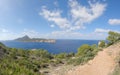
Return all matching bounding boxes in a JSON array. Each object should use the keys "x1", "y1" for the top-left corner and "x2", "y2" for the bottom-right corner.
[{"x1": 1, "y1": 40, "x2": 99, "y2": 54}]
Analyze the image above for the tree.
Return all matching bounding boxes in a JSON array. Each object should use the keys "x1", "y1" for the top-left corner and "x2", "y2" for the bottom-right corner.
[
  {"x1": 77, "y1": 44, "x2": 93, "y2": 56},
  {"x1": 107, "y1": 31, "x2": 120, "y2": 44},
  {"x1": 98, "y1": 40, "x2": 105, "y2": 48}
]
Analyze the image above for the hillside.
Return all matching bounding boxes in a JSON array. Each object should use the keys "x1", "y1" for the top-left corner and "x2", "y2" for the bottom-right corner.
[
  {"x1": 15, "y1": 35, "x2": 56, "y2": 43},
  {"x1": 65, "y1": 42, "x2": 120, "y2": 75},
  {"x1": 0, "y1": 41, "x2": 99, "y2": 75},
  {"x1": 0, "y1": 42, "x2": 75, "y2": 75},
  {"x1": 0, "y1": 42, "x2": 120, "y2": 75},
  {"x1": 15, "y1": 35, "x2": 31, "y2": 41},
  {"x1": 0, "y1": 31, "x2": 119, "y2": 75},
  {"x1": 0, "y1": 42, "x2": 7, "y2": 59}
]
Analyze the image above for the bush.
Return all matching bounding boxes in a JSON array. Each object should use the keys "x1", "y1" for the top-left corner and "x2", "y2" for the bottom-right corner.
[
  {"x1": 111, "y1": 65, "x2": 120, "y2": 75},
  {"x1": 77, "y1": 44, "x2": 93, "y2": 56},
  {"x1": 98, "y1": 40, "x2": 106, "y2": 48},
  {"x1": 54, "y1": 53, "x2": 67, "y2": 59},
  {"x1": 107, "y1": 31, "x2": 120, "y2": 45},
  {"x1": 0, "y1": 59, "x2": 40, "y2": 75},
  {"x1": 69, "y1": 44, "x2": 99, "y2": 65}
]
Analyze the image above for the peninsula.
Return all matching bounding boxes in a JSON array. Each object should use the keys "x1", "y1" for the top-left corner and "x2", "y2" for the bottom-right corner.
[{"x1": 15, "y1": 35, "x2": 56, "y2": 43}]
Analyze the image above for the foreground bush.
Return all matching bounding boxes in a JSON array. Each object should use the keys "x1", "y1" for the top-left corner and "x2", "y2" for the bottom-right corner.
[{"x1": 67, "y1": 44, "x2": 99, "y2": 65}]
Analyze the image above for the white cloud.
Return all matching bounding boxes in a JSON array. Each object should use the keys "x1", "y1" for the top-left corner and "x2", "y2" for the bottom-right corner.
[
  {"x1": 69, "y1": 0, "x2": 106, "y2": 30},
  {"x1": 0, "y1": 0, "x2": 107, "y2": 40},
  {"x1": 0, "y1": 28, "x2": 9, "y2": 33},
  {"x1": 0, "y1": 29, "x2": 48, "y2": 40},
  {"x1": 39, "y1": 8, "x2": 70, "y2": 29},
  {"x1": 50, "y1": 24, "x2": 55, "y2": 28},
  {"x1": 94, "y1": 28, "x2": 110, "y2": 33},
  {"x1": 21, "y1": 29, "x2": 40, "y2": 38},
  {"x1": 0, "y1": 28, "x2": 109, "y2": 40},
  {"x1": 94, "y1": 28, "x2": 120, "y2": 33},
  {"x1": 51, "y1": 31, "x2": 82, "y2": 38},
  {"x1": 0, "y1": 28, "x2": 17, "y2": 40},
  {"x1": 49, "y1": 30, "x2": 108, "y2": 40},
  {"x1": 40, "y1": 0, "x2": 106, "y2": 31},
  {"x1": 19, "y1": 30, "x2": 82, "y2": 39},
  {"x1": 108, "y1": 19, "x2": 120, "y2": 25},
  {"x1": 94, "y1": 28, "x2": 120, "y2": 39},
  {"x1": 69, "y1": 0, "x2": 106, "y2": 23}
]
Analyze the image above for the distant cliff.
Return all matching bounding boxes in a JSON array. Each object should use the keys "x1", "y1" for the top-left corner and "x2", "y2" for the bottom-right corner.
[{"x1": 15, "y1": 35, "x2": 56, "y2": 43}]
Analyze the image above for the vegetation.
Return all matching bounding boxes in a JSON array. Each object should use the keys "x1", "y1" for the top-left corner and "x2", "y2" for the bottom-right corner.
[
  {"x1": 111, "y1": 52, "x2": 120, "y2": 75},
  {"x1": 108, "y1": 31, "x2": 120, "y2": 75},
  {"x1": 107, "y1": 31, "x2": 120, "y2": 45},
  {"x1": 67, "y1": 44, "x2": 99, "y2": 65},
  {"x1": 0, "y1": 43, "x2": 76, "y2": 75},
  {"x1": 0, "y1": 48, "x2": 43, "y2": 74},
  {"x1": 0, "y1": 41, "x2": 100, "y2": 75},
  {"x1": 0, "y1": 31, "x2": 119, "y2": 75},
  {"x1": 98, "y1": 40, "x2": 106, "y2": 48}
]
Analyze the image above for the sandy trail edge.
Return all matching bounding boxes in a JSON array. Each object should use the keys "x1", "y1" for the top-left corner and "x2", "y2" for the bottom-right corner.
[{"x1": 66, "y1": 42, "x2": 120, "y2": 75}]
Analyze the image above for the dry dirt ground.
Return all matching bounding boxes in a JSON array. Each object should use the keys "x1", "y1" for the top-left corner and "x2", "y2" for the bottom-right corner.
[{"x1": 65, "y1": 42, "x2": 120, "y2": 75}]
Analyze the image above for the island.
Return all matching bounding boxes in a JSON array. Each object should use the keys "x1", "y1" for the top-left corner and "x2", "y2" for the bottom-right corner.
[{"x1": 15, "y1": 35, "x2": 56, "y2": 43}]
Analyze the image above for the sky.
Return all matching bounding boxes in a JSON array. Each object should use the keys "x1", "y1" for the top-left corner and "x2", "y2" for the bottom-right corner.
[{"x1": 0, "y1": 0, "x2": 120, "y2": 40}]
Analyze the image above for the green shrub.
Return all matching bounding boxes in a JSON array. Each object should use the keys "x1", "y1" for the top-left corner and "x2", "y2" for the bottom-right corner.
[
  {"x1": 71, "y1": 44, "x2": 100, "y2": 65},
  {"x1": 111, "y1": 65, "x2": 120, "y2": 75},
  {"x1": 98, "y1": 40, "x2": 106, "y2": 48},
  {"x1": 107, "y1": 31, "x2": 120, "y2": 45},
  {"x1": 0, "y1": 42, "x2": 100, "y2": 74},
  {"x1": 54, "y1": 53, "x2": 67, "y2": 59},
  {"x1": 77, "y1": 44, "x2": 93, "y2": 56},
  {"x1": 0, "y1": 59, "x2": 40, "y2": 75}
]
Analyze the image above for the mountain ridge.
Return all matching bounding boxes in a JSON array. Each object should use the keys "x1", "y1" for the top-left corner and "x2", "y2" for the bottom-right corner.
[{"x1": 15, "y1": 35, "x2": 56, "y2": 43}]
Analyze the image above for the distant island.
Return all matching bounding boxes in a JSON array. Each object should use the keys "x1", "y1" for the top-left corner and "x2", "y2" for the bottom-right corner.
[{"x1": 15, "y1": 35, "x2": 56, "y2": 43}]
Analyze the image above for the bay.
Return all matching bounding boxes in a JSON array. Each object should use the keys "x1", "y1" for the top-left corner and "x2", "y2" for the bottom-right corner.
[{"x1": 1, "y1": 40, "x2": 99, "y2": 54}]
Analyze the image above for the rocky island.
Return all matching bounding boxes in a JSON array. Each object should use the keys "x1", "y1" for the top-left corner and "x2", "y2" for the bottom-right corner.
[{"x1": 15, "y1": 35, "x2": 56, "y2": 43}]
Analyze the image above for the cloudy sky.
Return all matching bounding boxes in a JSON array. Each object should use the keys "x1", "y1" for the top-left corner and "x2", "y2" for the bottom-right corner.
[{"x1": 0, "y1": 0, "x2": 120, "y2": 40}]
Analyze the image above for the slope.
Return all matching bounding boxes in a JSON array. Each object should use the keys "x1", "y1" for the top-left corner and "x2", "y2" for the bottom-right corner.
[{"x1": 66, "y1": 42, "x2": 120, "y2": 75}]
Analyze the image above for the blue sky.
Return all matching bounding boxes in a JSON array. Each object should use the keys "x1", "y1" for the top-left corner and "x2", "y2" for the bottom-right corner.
[{"x1": 0, "y1": 0, "x2": 120, "y2": 40}]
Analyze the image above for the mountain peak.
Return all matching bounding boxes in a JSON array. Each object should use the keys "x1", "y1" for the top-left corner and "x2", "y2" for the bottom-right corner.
[
  {"x1": 15, "y1": 35, "x2": 30, "y2": 41},
  {"x1": 22, "y1": 35, "x2": 30, "y2": 39}
]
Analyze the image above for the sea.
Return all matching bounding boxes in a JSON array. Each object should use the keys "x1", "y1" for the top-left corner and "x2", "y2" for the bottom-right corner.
[{"x1": 1, "y1": 40, "x2": 99, "y2": 54}]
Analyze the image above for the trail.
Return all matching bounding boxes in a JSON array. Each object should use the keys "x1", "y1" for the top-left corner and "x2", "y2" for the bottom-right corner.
[{"x1": 66, "y1": 42, "x2": 120, "y2": 75}]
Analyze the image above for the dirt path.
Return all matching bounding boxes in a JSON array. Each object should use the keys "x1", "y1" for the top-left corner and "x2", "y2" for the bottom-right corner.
[{"x1": 66, "y1": 42, "x2": 120, "y2": 75}]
